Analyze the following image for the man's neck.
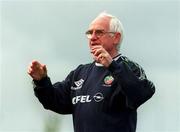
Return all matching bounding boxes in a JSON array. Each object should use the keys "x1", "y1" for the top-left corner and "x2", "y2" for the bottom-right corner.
[{"x1": 110, "y1": 51, "x2": 119, "y2": 58}]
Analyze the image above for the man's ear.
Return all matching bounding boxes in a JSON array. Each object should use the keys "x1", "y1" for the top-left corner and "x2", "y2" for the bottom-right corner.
[{"x1": 113, "y1": 32, "x2": 121, "y2": 45}]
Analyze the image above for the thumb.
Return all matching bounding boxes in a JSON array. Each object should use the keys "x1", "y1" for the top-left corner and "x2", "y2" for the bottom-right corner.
[{"x1": 42, "y1": 64, "x2": 47, "y2": 73}]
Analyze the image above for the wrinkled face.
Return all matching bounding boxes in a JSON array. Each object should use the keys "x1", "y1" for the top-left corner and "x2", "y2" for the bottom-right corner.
[{"x1": 86, "y1": 16, "x2": 117, "y2": 55}]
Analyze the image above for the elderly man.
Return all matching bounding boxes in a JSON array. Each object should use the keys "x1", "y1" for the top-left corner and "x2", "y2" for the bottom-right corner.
[{"x1": 28, "y1": 12, "x2": 155, "y2": 132}]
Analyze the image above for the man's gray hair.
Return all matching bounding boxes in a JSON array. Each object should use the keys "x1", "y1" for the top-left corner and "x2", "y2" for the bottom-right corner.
[{"x1": 96, "y1": 12, "x2": 124, "y2": 51}]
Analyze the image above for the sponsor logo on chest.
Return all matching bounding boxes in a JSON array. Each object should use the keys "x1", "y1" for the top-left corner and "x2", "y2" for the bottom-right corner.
[{"x1": 72, "y1": 92, "x2": 104, "y2": 105}]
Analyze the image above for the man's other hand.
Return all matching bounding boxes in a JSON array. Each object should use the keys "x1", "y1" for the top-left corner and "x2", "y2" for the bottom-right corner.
[{"x1": 27, "y1": 60, "x2": 47, "y2": 81}]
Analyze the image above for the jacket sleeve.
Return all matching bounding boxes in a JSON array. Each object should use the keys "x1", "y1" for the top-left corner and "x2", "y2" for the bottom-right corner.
[
  {"x1": 108, "y1": 59, "x2": 155, "y2": 109},
  {"x1": 33, "y1": 71, "x2": 74, "y2": 114}
]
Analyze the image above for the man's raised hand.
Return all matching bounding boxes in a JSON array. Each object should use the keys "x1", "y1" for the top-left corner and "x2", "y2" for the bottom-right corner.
[{"x1": 27, "y1": 60, "x2": 47, "y2": 80}]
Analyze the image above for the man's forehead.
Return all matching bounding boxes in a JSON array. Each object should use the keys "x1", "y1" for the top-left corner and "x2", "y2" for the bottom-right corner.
[{"x1": 88, "y1": 24, "x2": 105, "y2": 30}]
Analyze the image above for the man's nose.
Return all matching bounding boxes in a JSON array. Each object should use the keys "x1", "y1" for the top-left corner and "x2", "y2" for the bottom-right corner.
[{"x1": 90, "y1": 31, "x2": 98, "y2": 40}]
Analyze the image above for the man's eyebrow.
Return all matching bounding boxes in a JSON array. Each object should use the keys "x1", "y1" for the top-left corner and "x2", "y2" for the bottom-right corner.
[{"x1": 87, "y1": 29, "x2": 105, "y2": 32}]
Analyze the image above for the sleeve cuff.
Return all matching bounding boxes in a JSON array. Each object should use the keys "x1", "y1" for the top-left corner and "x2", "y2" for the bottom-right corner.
[{"x1": 33, "y1": 76, "x2": 52, "y2": 88}]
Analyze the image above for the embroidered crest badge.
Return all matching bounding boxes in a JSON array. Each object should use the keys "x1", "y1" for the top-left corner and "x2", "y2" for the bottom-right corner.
[{"x1": 104, "y1": 75, "x2": 114, "y2": 85}]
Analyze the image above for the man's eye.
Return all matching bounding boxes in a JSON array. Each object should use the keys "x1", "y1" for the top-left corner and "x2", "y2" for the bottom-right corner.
[
  {"x1": 95, "y1": 30, "x2": 104, "y2": 35},
  {"x1": 86, "y1": 31, "x2": 93, "y2": 35}
]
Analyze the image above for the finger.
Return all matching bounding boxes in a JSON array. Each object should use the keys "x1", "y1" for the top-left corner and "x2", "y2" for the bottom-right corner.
[
  {"x1": 91, "y1": 46, "x2": 101, "y2": 53},
  {"x1": 31, "y1": 60, "x2": 42, "y2": 68},
  {"x1": 28, "y1": 63, "x2": 35, "y2": 73},
  {"x1": 28, "y1": 64, "x2": 40, "y2": 77},
  {"x1": 92, "y1": 52, "x2": 103, "y2": 62},
  {"x1": 28, "y1": 69, "x2": 36, "y2": 77},
  {"x1": 27, "y1": 67, "x2": 32, "y2": 73},
  {"x1": 90, "y1": 50, "x2": 95, "y2": 54},
  {"x1": 97, "y1": 53, "x2": 104, "y2": 61},
  {"x1": 91, "y1": 45, "x2": 103, "y2": 50},
  {"x1": 27, "y1": 68, "x2": 31, "y2": 75},
  {"x1": 30, "y1": 74, "x2": 39, "y2": 80},
  {"x1": 27, "y1": 70, "x2": 35, "y2": 78},
  {"x1": 32, "y1": 62, "x2": 44, "y2": 72},
  {"x1": 31, "y1": 60, "x2": 39, "y2": 66},
  {"x1": 92, "y1": 55, "x2": 99, "y2": 62},
  {"x1": 93, "y1": 49, "x2": 105, "y2": 57}
]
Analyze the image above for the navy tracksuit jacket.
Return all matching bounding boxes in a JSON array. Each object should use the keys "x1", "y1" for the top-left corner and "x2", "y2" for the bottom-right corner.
[{"x1": 33, "y1": 55, "x2": 155, "y2": 132}]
